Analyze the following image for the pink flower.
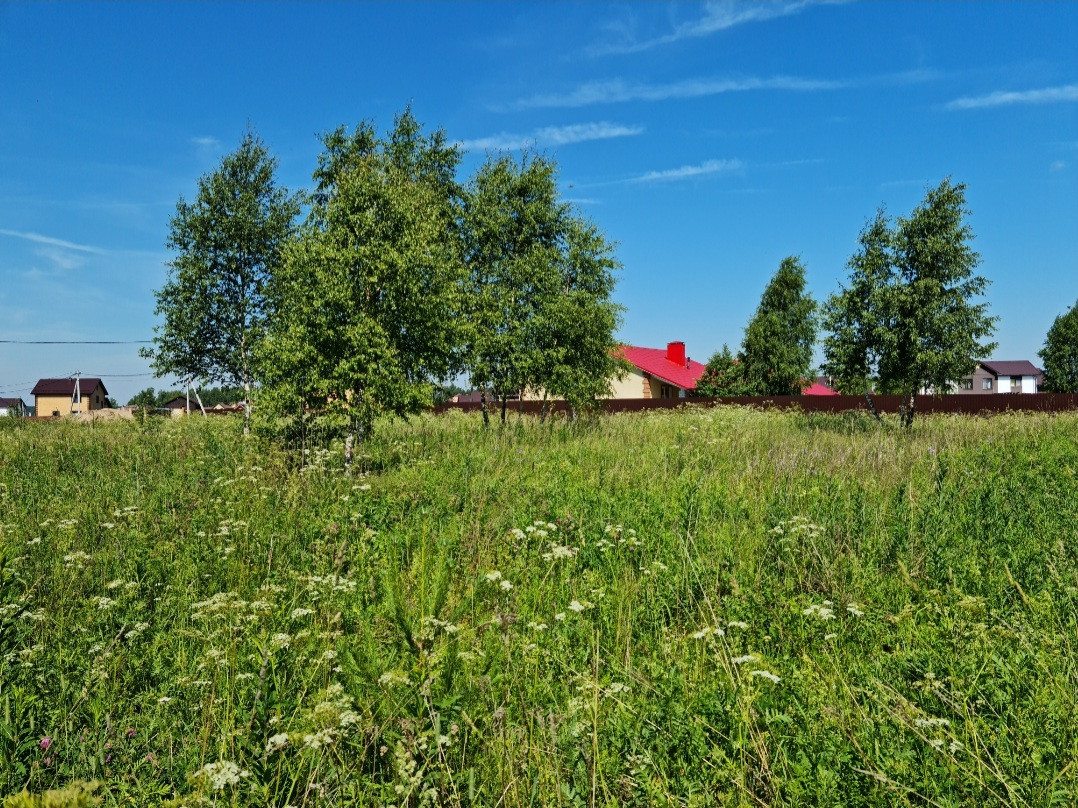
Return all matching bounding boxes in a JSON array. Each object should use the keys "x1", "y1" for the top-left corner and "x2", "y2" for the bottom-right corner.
[
  {"x1": 126, "y1": 728, "x2": 135, "y2": 739},
  {"x1": 39, "y1": 736, "x2": 51, "y2": 751}
]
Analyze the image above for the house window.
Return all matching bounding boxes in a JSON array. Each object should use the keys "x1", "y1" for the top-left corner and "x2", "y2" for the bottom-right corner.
[
  {"x1": 1011, "y1": 377, "x2": 1022, "y2": 393},
  {"x1": 659, "y1": 383, "x2": 677, "y2": 399},
  {"x1": 960, "y1": 379, "x2": 973, "y2": 390},
  {"x1": 982, "y1": 379, "x2": 993, "y2": 390}
]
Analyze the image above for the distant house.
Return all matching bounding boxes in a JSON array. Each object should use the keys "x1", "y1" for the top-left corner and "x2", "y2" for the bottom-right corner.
[
  {"x1": 162, "y1": 395, "x2": 192, "y2": 416},
  {"x1": 31, "y1": 378, "x2": 109, "y2": 417},
  {"x1": 611, "y1": 342, "x2": 707, "y2": 399},
  {"x1": 803, "y1": 378, "x2": 839, "y2": 396},
  {"x1": 0, "y1": 397, "x2": 28, "y2": 417},
  {"x1": 954, "y1": 361, "x2": 1043, "y2": 394}
]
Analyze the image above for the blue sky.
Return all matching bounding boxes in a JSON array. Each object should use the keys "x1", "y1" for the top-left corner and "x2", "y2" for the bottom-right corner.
[{"x1": 1, "y1": 1, "x2": 1075, "y2": 404}]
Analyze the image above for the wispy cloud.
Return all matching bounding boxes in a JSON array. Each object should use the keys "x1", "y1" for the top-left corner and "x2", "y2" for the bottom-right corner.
[
  {"x1": 630, "y1": 158, "x2": 743, "y2": 183},
  {"x1": 517, "y1": 75, "x2": 843, "y2": 110},
  {"x1": 592, "y1": 1, "x2": 839, "y2": 56},
  {"x1": 458, "y1": 122, "x2": 643, "y2": 152},
  {"x1": 0, "y1": 229, "x2": 104, "y2": 254},
  {"x1": 191, "y1": 135, "x2": 223, "y2": 159},
  {"x1": 947, "y1": 83, "x2": 1078, "y2": 110}
]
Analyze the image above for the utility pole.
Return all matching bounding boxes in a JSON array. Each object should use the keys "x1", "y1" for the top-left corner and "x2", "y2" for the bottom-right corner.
[{"x1": 72, "y1": 371, "x2": 82, "y2": 415}]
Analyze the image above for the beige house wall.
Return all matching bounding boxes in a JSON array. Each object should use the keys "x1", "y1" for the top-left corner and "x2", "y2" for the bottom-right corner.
[
  {"x1": 606, "y1": 369, "x2": 653, "y2": 399},
  {"x1": 605, "y1": 370, "x2": 690, "y2": 399},
  {"x1": 36, "y1": 388, "x2": 107, "y2": 417}
]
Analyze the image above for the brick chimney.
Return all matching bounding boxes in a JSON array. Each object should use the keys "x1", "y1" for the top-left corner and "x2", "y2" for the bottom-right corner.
[{"x1": 666, "y1": 341, "x2": 686, "y2": 366}]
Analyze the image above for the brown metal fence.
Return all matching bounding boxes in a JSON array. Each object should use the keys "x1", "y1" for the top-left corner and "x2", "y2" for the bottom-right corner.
[{"x1": 433, "y1": 393, "x2": 1078, "y2": 417}]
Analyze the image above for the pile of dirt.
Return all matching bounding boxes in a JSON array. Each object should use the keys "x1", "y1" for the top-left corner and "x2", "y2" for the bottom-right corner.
[{"x1": 72, "y1": 408, "x2": 136, "y2": 423}]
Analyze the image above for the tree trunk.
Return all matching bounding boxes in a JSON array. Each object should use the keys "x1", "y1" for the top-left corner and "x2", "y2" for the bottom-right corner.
[
  {"x1": 241, "y1": 339, "x2": 252, "y2": 436},
  {"x1": 500, "y1": 393, "x2": 508, "y2": 425},
  {"x1": 863, "y1": 384, "x2": 882, "y2": 423},
  {"x1": 480, "y1": 391, "x2": 489, "y2": 428}
]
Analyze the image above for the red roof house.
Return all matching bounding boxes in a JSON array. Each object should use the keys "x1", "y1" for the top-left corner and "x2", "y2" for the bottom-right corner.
[
  {"x1": 803, "y1": 378, "x2": 839, "y2": 396},
  {"x1": 612, "y1": 342, "x2": 707, "y2": 399}
]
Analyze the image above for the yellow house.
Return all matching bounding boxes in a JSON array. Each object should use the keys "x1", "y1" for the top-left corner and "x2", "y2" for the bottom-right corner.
[{"x1": 31, "y1": 378, "x2": 109, "y2": 417}]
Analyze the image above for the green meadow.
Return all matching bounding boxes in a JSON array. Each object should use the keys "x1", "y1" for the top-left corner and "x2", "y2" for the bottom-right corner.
[{"x1": 1, "y1": 408, "x2": 1076, "y2": 806}]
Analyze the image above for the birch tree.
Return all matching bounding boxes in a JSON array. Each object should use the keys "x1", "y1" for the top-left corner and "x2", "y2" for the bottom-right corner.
[{"x1": 145, "y1": 129, "x2": 300, "y2": 431}]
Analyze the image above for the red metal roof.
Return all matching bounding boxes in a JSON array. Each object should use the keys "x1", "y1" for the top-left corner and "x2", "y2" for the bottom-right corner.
[
  {"x1": 802, "y1": 381, "x2": 839, "y2": 396},
  {"x1": 31, "y1": 378, "x2": 108, "y2": 397},
  {"x1": 617, "y1": 345, "x2": 707, "y2": 390}
]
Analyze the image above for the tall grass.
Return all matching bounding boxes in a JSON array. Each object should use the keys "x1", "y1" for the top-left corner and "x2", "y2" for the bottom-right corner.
[{"x1": 1, "y1": 407, "x2": 1076, "y2": 806}]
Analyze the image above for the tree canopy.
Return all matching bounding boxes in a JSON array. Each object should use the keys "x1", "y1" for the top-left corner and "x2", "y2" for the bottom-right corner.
[
  {"x1": 739, "y1": 256, "x2": 817, "y2": 395},
  {"x1": 461, "y1": 152, "x2": 623, "y2": 421},
  {"x1": 143, "y1": 129, "x2": 301, "y2": 428},
  {"x1": 1039, "y1": 300, "x2": 1078, "y2": 392},
  {"x1": 693, "y1": 344, "x2": 755, "y2": 397},
  {"x1": 257, "y1": 110, "x2": 466, "y2": 447},
  {"x1": 822, "y1": 178, "x2": 996, "y2": 426}
]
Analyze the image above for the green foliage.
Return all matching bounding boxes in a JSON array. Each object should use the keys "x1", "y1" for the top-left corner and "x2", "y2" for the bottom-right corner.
[
  {"x1": 144, "y1": 128, "x2": 301, "y2": 420},
  {"x1": 258, "y1": 109, "x2": 465, "y2": 442},
  {"x1": 739, "y1": 256, "x2": 817, "y2": 395},
  {"x1": 822, "y1": 179, "x2": 997, "y2": 426},
  {"x1": 3, "y1": 782, "x2": 100, "y2": 807},
  {"x1": 2, "y1": 410, "x2": 1077, "y2": 805},
  {"x1": 1038, "y1": 299, "x2": 1078, "y2": 392},
  {"x1": 694, "y1": 344, "x2": 755, "y2": 396},
  {"x1": 462, "y1": 152, "x2": 623, "y2": 420},
  {"x1": 125, "y1": 388, "x2": 182, "y2": 408}
]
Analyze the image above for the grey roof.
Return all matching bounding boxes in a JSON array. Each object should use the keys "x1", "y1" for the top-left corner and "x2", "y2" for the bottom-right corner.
[
  {"x1": 979, "y1": 360, "x2": 1043, "y2": 378},
  {"x1": 0, "y1": 397, "x2": 26, "y2": 408}
]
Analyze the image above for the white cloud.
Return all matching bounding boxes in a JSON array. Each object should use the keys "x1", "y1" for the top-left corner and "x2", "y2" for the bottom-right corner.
[
  {"x1": 517, "y1": 75, "x2": 843, "y2": 110},
  {"x1": 630, "y1": 158, "x2": 743, "y2": 183},
  {"x1": 1050, "y1": 160, "x2": 1066, "y2": 172},
  {"x1": 592, "y1": 1, "x2": 840, "y2": 55},
  {"x1": 458, "y1": 122, "x2": 643, "y2": 152},
  {"x1": 0, "y1": 229, "x2": 104, "y2": 254},
  {"x1": 947, "y1": 83, "x2": 1078, "y2": 110}
]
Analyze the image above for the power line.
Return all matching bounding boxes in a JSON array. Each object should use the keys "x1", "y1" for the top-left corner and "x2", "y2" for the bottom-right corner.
[{"x1": 0, "y1": 339, "x2": 152, "y2": 344}]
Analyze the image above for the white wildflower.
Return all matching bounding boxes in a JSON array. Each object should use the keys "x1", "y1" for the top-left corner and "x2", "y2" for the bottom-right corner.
[
  {"x1": 291, "y1": 607, "x2": 314, "y2": 620},
  {"x1": 266, "y1": 733, "x2": 289, "y2": 755},
  {"x1": 303, "y1": 729, "x2": 335, "y2": 750},
  {"x1": 749, "y1": 669, "x2": 781, "y2": 683},
  {"x1": 195, "y1": 760, "x2": 249, "y2": 791},
  {"x1": 484, "y1": 570, "x2": 502, "y2": 583},
  {"x1": 691, "y1": 626, "x2": 724, "y2": 639},
  {"x1": 914, "y1": 717, "x2": 950, "y2": 729},
  {"x1": 727, "y1": 620, "x2": 749, "y2": 629},
  {"x1": 846, "y1": 602, "x2": 865, "y2": 617},
  {"x1": 803, "y1": 603, "x2": 836, "y2": 620},
  {"x1": 499, "y1": 579, "x2": 513, "y2": 591},
  {"x1": 731, "y1": 654, "x2": 757, "y2": 665}
]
